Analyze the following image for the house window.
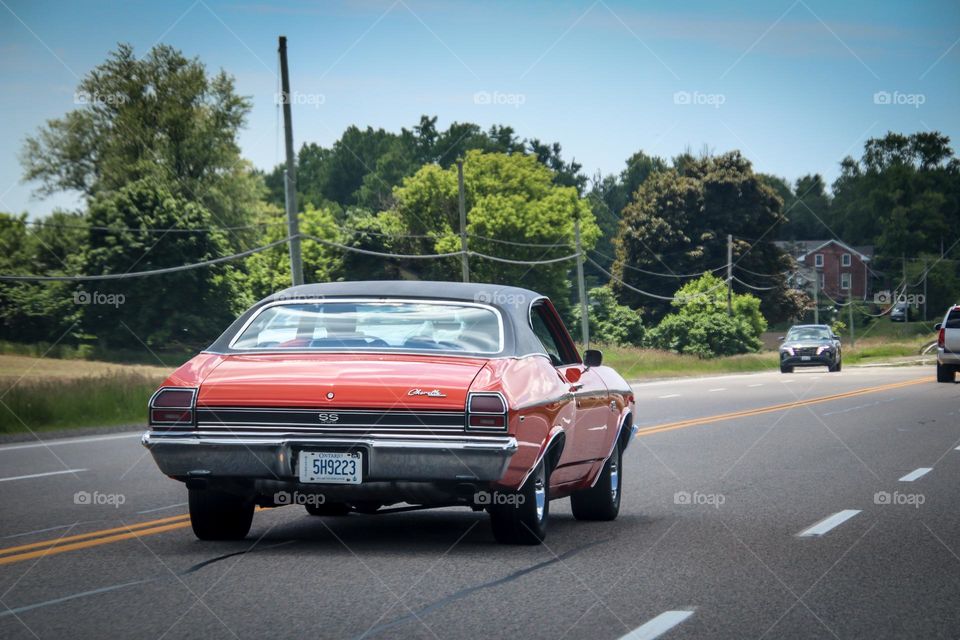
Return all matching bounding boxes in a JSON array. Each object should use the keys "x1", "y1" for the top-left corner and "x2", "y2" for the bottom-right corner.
[
  {"x1": 841, "y1": 273, "x2": 851, "y2": 290},
  {"x1": 842, "y1": 253, "x2": 852, "y2": 267},
  {"x1": 814, "y1": 254, "x2": 824, "y2": 267}
]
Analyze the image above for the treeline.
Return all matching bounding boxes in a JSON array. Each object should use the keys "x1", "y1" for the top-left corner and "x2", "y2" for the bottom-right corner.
[{"x1": 2, "y1": 43, "x2": 958, "y2": 358}]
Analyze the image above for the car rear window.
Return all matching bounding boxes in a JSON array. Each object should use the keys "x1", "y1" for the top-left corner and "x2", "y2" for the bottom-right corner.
[
  {"x1": 945, "y1": 309, "x2": 960, "y2": 329},
  {"x1": 230, "y1": 300, "x2": 503, "y2": 353}
]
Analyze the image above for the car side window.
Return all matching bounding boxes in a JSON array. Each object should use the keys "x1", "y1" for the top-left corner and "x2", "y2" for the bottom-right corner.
[
  {"x1": 530, "y1": 302, "x2": 578, "y2": 366},
  {"x1": 946, "y1": 310, "x2": 960, "y2": 329}
]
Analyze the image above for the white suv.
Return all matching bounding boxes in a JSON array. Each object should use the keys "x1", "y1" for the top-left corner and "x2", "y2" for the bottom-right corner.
[{"x1": 934, "y1": 305, "x2": 960, "y2": 383}]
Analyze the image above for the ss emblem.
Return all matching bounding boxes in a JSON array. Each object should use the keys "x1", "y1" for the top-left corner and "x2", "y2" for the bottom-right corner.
[{"x1": 317, "y1": 413, "x2": 340, "y2": 423}]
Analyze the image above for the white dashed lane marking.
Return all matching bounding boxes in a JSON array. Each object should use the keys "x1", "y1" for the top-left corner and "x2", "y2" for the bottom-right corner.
[
  {"x1": 0, "y1": 469, "x2": 87, "y2": 483},
  {"x1": 899, "y1": 468, "x2": 932, "y2": 482},
  {"x1": 797, "y1": 510, "x2": 861, "y2": 537},
  {"x1": 619, "y1": 610, "x2": 695, "y2": 640}
]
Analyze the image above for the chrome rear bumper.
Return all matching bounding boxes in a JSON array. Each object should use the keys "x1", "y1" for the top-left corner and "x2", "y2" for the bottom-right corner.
[{"x1": 142, "y1": 431, "x2": 517, "y2": 482}]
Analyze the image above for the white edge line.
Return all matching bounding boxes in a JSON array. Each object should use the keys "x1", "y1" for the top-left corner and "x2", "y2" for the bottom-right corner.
[
  {"x1": 619, "y1": 610, "x2": 695, "y2": 640},
  {"x1": 797, "y1": 509, "x2": 861, "y2": 537},
  {"x1": 898, "y1": 467, "x2": 933, "y2": 482},
  {"x1": 657, "y1": 394, "x2": 681, "y2": 399},
  {"x1": 0, "y1": 432, "x2": 141, "y2": 452},
  {"x1": 0, "y1": 468, "x2": 87, "y2": 482}
]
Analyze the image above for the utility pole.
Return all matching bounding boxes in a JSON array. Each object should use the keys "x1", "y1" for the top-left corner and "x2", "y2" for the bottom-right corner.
[
  {"x1": 575, "y1": 218, "x2": 589, "y2": 347},
  {"x1": 279, "y1": 36, "x2": 303, "y2": 286},
  {"x1": 457, "y1": 159, "x2": 469, "y2": 283},
  {"x1": 923, "y1": 258, "x2": 928, "y2": 321},
  {"x1": 849, "y1": 302, "x2": 855, "y2": 348},
  {"x1": 814, "y1": 271, "x2": 819, "y2": 324},
  {"x1": 726, "y1": 234, "x2": 733, "y2": 316}
]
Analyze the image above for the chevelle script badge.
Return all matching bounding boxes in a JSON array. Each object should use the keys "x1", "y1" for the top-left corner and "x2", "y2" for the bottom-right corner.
[{"x1": 407, "y1": 388, "x2": 447, "y2": 398}]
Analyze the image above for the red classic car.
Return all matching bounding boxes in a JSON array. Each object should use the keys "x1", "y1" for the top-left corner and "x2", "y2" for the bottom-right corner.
[{"x1": 143, "y1": 281, "x2": 636, "y2": 544}]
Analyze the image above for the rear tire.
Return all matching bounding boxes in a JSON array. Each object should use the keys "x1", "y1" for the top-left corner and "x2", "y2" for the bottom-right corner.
[
  {"x1": 937, "y1": 362, "x2": 956, "y2": 383},
  {"x1": 189, "y1": 488, "x2": 254, "y2": 540},
  {"x1": 570, "y1": 439, "x2": 622, "y2": 521},
  {"x1": 489, "y1": 459, "x2": 549, "y2": 545},
  {"x1": 305, "y1": 502, "x2": 351, "y2": 516}
]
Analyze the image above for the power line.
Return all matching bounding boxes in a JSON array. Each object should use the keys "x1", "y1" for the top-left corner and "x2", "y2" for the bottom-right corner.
[
  {"x1": 14, "y1": 218, "x2": 286, "y2": 234},
  {"x1": 589, "y1": 248, "x2": 726, "y2": 278},
  {"x1": 734, "y1": 264, "x2": 792, "y2": 279},
  {"x1": 585, "y1": 256, "x2": 728, "y2": 302},
  {"x1": 731, "y1": 275, "x2": 779, "y2": 291},
  {"x1": 0, "y1": 237, "x2": 294, "y2": 282},
  {"x1": 303, "y1": 234, "x2": 581, "y2": 265}
]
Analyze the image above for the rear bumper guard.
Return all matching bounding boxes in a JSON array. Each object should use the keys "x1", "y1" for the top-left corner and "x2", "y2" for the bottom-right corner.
[{"x1": 142, "y1": 431, "x2": 517, "y2": 482}]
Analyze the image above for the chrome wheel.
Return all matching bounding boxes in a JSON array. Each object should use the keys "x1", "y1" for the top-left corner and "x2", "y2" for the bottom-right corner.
[
  {"x1": 534, "y1": 467, "x2": 546, "y2": 522},
  {"x1": 609, "y1": 450, "x2": 620, "y2": 503}
]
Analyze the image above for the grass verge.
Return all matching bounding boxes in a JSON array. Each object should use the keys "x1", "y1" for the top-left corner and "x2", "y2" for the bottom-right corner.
[{"x1": 0, "y1": 371, "x2": 164, "y2": 434}]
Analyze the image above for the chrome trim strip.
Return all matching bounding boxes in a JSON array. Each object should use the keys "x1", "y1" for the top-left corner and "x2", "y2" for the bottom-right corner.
[
  {"x1": 194, "y1": 422, "x2": 467, "y2": 430},
  {"x1": 517, "y1": 429, "x2": 565, "y2": 488}
]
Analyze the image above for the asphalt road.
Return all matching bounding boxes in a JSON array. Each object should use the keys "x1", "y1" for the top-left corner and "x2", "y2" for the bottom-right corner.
[{"x1": 0, "y1": 365, "x2": 958, "y2": 639}]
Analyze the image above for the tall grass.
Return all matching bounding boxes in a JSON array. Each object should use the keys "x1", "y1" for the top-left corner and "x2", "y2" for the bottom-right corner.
[{"x1": 0, "y1": 371, "x2": 163, "y2": 434}]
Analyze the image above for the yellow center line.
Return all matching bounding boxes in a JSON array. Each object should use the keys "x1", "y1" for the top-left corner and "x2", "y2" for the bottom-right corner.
[
  {"x1": 0, "y1": 507, "x2": 272, "y2": 566},
  {"x1": 0, "y1": 513, "x2": 190, "y2": 556},
  {"x1": 0, "y1": 521, "x2": 192, "y2": 566},
  {"x1": 635, "y1": 377, "x2": 928, "y2": 437}
]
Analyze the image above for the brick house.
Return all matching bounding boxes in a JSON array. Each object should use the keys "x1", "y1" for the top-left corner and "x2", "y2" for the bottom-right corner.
[{"x1": 775, "y1": 240, "x2": 875, "y2": 301}]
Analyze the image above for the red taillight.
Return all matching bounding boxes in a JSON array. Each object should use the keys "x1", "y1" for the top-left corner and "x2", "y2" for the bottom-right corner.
[
  {"x1": 466, "y1": 393, "x2": 507, "y2": 431},
  {"x1": 149, "y1": 388, "x2": 196, "y2": 426},
  {"x1": 938, "y1": 328, "x2": 945, "y2": 348},
  {"x1": 150, "y1": 409, "x2": 192, "y2": 423}
]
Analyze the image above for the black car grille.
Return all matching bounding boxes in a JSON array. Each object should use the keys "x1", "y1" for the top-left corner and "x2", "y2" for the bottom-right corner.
[
  {"x1": 184, "y1": 407, "x2": 467, "y2": 434},
  {"x1": 794, "y1": 347, "x2": 820, "y2": 357}
]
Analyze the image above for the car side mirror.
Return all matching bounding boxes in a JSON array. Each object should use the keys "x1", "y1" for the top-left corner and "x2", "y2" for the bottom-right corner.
[
  {"x1": 934, "y1": 323, "x2": 942, "y2": 331},
  {"x1": 584, "y1": 349, "x2": 603, "y2": 368},
  {"x1": 777, "y1": 336, "x2": 785, "y2": 342}
]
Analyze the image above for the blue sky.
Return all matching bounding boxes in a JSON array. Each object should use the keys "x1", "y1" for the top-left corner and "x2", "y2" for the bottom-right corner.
[{"x1": 2, "y1": 0, "x2": 958, "y2": 217}]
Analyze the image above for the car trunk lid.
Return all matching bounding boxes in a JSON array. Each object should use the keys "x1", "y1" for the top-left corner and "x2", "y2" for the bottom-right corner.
[{"x1": 196, "y1": 353, "x2": 488, "y2": 410}]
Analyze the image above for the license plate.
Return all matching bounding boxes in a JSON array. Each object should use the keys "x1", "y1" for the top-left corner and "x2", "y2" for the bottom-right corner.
[
  {"x1": 801, "y1": 356, "x2": 811, "y2": 361},
  {"x1": 298, "y1": 451, "x2": 362, "y2": 484}
]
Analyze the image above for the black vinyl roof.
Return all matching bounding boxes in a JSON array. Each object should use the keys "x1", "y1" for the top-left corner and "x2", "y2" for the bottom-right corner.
[{"x1": 206, "y1": 280, "x2": 551, "y2": 357}]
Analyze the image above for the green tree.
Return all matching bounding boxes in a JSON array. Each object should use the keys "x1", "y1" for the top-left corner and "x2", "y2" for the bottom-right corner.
[
  {"x1": 613, "y1": 151, "x2": 800, "y2": 324},
  {"x1": 648, "y1": 273, "x2": 767, "y2": 357},
  {"x1": 81, "y1": 178, "x2": 244, "y2": 350},
  {"x1": 21, "y1": 43, "x2": 261, "y2": 246},
  {"x1": 587, "y1": 286, "x2": 645, "y2": 346},
  {"x1": 244, "y1": 203, "x2": 342, "y2": 299},
  {"x1": 394, "y1": 150, "x2": 599, "y2": 314},
  {"x1": 0, "y1": 213, "x2": 85, "y2": 343}
]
